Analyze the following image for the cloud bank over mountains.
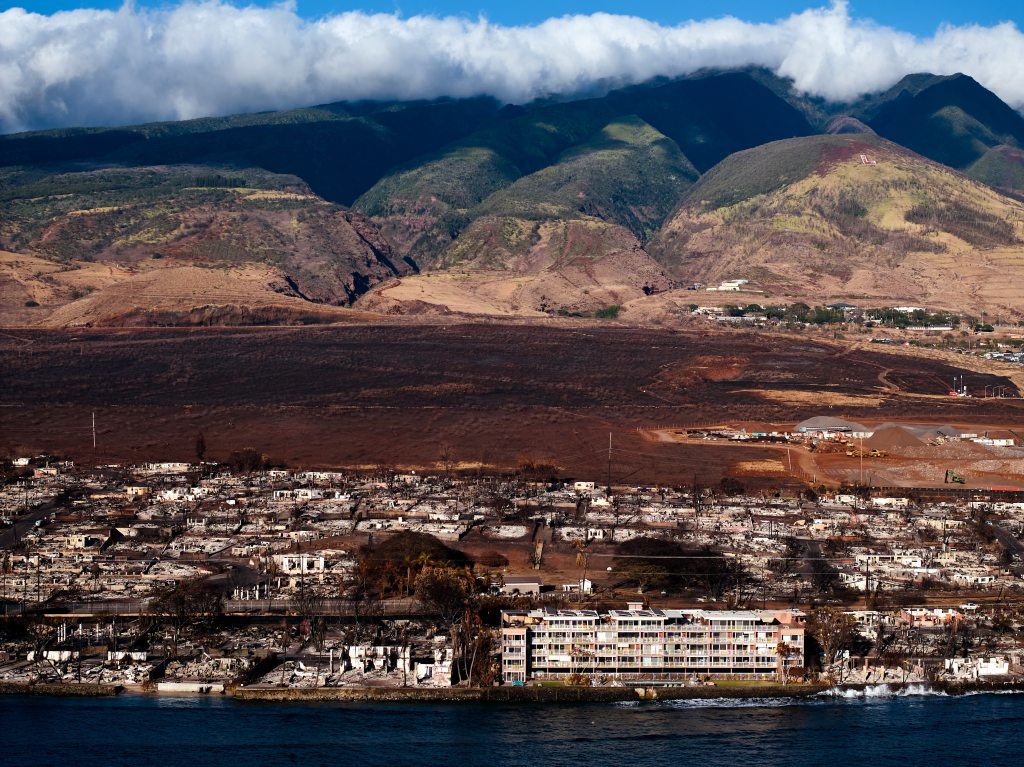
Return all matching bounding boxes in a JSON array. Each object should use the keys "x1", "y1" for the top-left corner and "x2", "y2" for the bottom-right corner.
[{"x1": 2, "y1": 0, "x2": 1024, "y2": 133}]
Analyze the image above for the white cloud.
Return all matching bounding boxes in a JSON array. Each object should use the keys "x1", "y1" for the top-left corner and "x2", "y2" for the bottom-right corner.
[{"x1": 1, "y1": 0, "x2": 1023, "y2": 132}]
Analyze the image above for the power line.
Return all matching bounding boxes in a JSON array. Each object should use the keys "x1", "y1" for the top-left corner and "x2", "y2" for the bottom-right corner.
[{"x1": 587, "y1": 552, "x2": 862, "y2": 562}]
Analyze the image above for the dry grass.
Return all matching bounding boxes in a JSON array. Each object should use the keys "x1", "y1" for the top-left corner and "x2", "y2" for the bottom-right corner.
[
  {"x1": 0, "y1": 250, "x2": 134, "y2": 325},
  {"x1": 363, "y1": 272, "x2": 548, "y2": 317},
  {"x1": 361, "y1": 219, "x2": 668, "y2": 318},
  {"x1": 652, "y1": 136, "x2": 1024, "y2": 315},
  {"x1": 31, "y1": 264, "x2": 377, "y2": 327},
  {"x1": 742, "y1": 389, "x2": 885, "y2": 407},
  {"x1": 731, "y1": 459, "x2": 787, "y2": 475}
]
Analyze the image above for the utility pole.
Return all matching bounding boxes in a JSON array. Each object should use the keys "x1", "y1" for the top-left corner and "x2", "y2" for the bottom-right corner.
[
  {"x1": 859, "y1": 435, "x2": 864, "y2": 487},
  {"x1": 606, "y1": 432, "x2": 612, "y2": 495},
  {"x1": 92, "y1": 411, "x2": 97, "y2": 449}
]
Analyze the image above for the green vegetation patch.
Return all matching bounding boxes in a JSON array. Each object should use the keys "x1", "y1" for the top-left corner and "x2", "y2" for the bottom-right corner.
[
  {"x1": 473, "y1": 115, "x2": 697, "y2": 241},
  {"x1": 686, "y1": 135, "x2": 870, "y2": 211},
  {"x1": 966, "y1": 146, "x2": 1024, "y2": 192},
  {"x1": 594, "y1": 305, "x2": 621, "y2": 319}
]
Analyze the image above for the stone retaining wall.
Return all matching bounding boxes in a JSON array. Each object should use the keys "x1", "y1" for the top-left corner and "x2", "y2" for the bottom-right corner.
[
  {"x1": 231, "y1": 683, "x2": 829, "y2": 703},
  {"x1": 0, "y1": 682, "x2": 122, "y2": 696}
]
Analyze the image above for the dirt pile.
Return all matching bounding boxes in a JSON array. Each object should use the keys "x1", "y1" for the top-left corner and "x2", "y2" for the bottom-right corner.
[{"x1": 866, "y1": 426, "x2": 924, "y2": 450}]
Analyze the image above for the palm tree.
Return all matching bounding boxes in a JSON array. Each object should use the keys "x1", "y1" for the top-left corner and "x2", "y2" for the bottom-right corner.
[
  {"x1": 1, "y1": 552, "x2": 10, "y2": 603},
  {"x1": 405, "y1": 551, "x2": 434, "y2": 596},
  {"x1": 776, "y1": 641, "x2": 793, "y2": 684}
]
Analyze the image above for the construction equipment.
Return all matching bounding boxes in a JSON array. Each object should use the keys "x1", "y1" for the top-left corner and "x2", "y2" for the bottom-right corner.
[{"x1": 945, "y1": 469, "x2": 966, "y2": 484}]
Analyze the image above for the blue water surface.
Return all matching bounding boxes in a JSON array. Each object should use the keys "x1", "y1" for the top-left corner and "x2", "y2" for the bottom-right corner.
[{"x1": 2, "y1": 689, "x2": 1020, "y2": 767}]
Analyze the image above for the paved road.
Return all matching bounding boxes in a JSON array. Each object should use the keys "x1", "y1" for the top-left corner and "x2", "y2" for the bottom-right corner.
[
  {"x1": 988, "y1": 522, "x2": 1024, "y2": 559},
  {"x1": 0, "y1": 500, "x2": 58, "y2": 550}
]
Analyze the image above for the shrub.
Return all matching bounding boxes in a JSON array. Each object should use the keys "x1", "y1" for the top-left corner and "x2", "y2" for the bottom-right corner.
[{"x1": 477, "y1": 550, "x2": 510, "y2": 568}]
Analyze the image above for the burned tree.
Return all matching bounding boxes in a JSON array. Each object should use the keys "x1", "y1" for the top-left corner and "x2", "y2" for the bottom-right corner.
[
  {"x1": 415, "y1": 567, "x2": 470, "y2": 628},
  {"x1": 150, "y1": 578, "x2": 225, "y2": 654},
  {"x1": 612, "y1": 537, "x2": 747, "y2": 598},
  {"x1": 807, "y1": 607, "x2": 856, "y2": 678}
]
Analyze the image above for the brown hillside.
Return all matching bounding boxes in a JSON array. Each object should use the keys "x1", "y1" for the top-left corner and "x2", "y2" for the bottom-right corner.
[
  {"x1": 649, "y1": 135, "x2": 1024, "y2": 314},
  {"x1": 359, "y1": 218, "x2": 671, "y2": 316}
]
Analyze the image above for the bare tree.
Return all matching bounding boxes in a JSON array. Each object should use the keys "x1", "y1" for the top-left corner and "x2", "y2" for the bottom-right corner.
[
  {"x1": 439, "y1": 444, "x2": 455, "y2": 475},
  {"x1": 294, "y1": 572, "x2": 325, "y2": 624},
  {"x1": 415, "y1": 567, "x2": 470, "y2": 627},
  {"x1": 808, "y1": 607, "x2": 856, "y2": 681},
  {"x1": 451, "y1": 607, "x2": 497, "y2": 687},
  {"x1": 150, "y1": 578, "x2": 224, "y2": 655}
]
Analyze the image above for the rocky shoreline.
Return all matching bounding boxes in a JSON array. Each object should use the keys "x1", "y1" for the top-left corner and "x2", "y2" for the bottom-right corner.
[
  {"x1": 3, "y1": 679, "x2": 1022, "y2": 702},
  {"x1": 231, "y1": 679, "x2": 1024, "y2": 704},
  {"x1": 231, "y1": 683, "x2": 827, "y2": 703}
]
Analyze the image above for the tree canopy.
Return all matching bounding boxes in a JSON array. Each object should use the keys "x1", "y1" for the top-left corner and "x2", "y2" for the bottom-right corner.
[
  {"x1": 360, "y1": 531, "x2": 470, "y2": 571},
  {"x1": 612, "y1": 537, "x2": 745, "y2": 598},
  {"x1": 415, "y1": 567, "x2": 471, "y2": 626},
  {"x1": 359, "y1": 531, "x2": 472, "y2": 598}
]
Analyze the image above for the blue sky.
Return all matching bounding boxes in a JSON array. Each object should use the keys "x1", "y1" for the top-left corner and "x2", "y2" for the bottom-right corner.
[
  {"x1": 7, "y1": 1, "x2": 1023, "y2": 35},
  {"x1": 5, "y1": 0, "x2": 1024, "y2": 132}
]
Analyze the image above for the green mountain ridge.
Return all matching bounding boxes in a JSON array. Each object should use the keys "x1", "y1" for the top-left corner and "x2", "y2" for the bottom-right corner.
[
  {"x1": 472, "y1": 116, "x2": 698, "y2": 238},
  {"x1": 4, "y1": 69, "x2": 1024, "y2": 324},
  {"x1": 858, "y1": 73, "x2": 1024, "y2": 185}
]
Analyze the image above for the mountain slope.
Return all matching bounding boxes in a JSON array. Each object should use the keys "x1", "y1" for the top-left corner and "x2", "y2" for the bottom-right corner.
[
  {"x1": 0, "y1": 98, "x2": 504, "y2": 205},
  {"x1": 967, "y1": 145, "x2": 1024, "y2": 196},
  {"x1": 354, "y1": 72, "x2": 811, "y2": 268},
  {"x1": 0, "y1": 165, "x2": 409, "y2": 324},
  {"x1": 469, "y1": 117, "x2": 698, "y2": 241},
  {"x1": 356, "y1": 117, "x2": 697, "y2": 316},
  {"x1": 360, "y1": 219, "x2": 670, "y2": 317},
  {"x1": 8, "y1": 69, "x2": 1024, "y2": 324},
  {"x1": 861, "y1": 74, "x2": 1024, "y2": 186},
  {"x1": 604, "y1": 72, "x2": 815, "y2": 172},
  {"x1": 649, "y1": 134, "x2": 1024, "y2": 310},
  {"x1": 352, "y1": 101, "x2": 610, "y2": 266}
]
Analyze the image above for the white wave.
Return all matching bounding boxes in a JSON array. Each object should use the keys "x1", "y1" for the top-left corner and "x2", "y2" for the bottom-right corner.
[
  {"x1": 612, "y1": 683, "x2": 1023, "y2": 709},
  {"x1": 662, "y1": 696, "x2": 814, "y2": 709},
  {"x1": 818, "y1": 683, "x2": 946, "y2": 699}
]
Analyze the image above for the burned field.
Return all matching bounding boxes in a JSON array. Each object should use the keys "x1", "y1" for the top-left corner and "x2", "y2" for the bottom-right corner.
[{"x1": 1, "y1": 324, "x2": 1021, "y2": 485}]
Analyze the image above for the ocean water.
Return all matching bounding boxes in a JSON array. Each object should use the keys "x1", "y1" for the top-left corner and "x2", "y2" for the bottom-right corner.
[{"x1": 2, "y1": 686, "x2": 1021, "y2": 767}]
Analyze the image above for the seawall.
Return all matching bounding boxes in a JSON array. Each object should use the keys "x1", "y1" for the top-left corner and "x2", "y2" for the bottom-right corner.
[
  {"x1": 232, "y1": 683, "x2": 830, "y2": 703},
  {"x1": 0, "y1": 682, "x2": 123, "y2": 697},
  {"x1": 3, "y1": 679, "x2": 1021, "y2": 702}
]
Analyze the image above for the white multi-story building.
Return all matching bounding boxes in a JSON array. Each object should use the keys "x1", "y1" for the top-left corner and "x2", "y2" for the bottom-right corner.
[{"x1": 501, "y1": 606, "x2": 805, "y2": 684}]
